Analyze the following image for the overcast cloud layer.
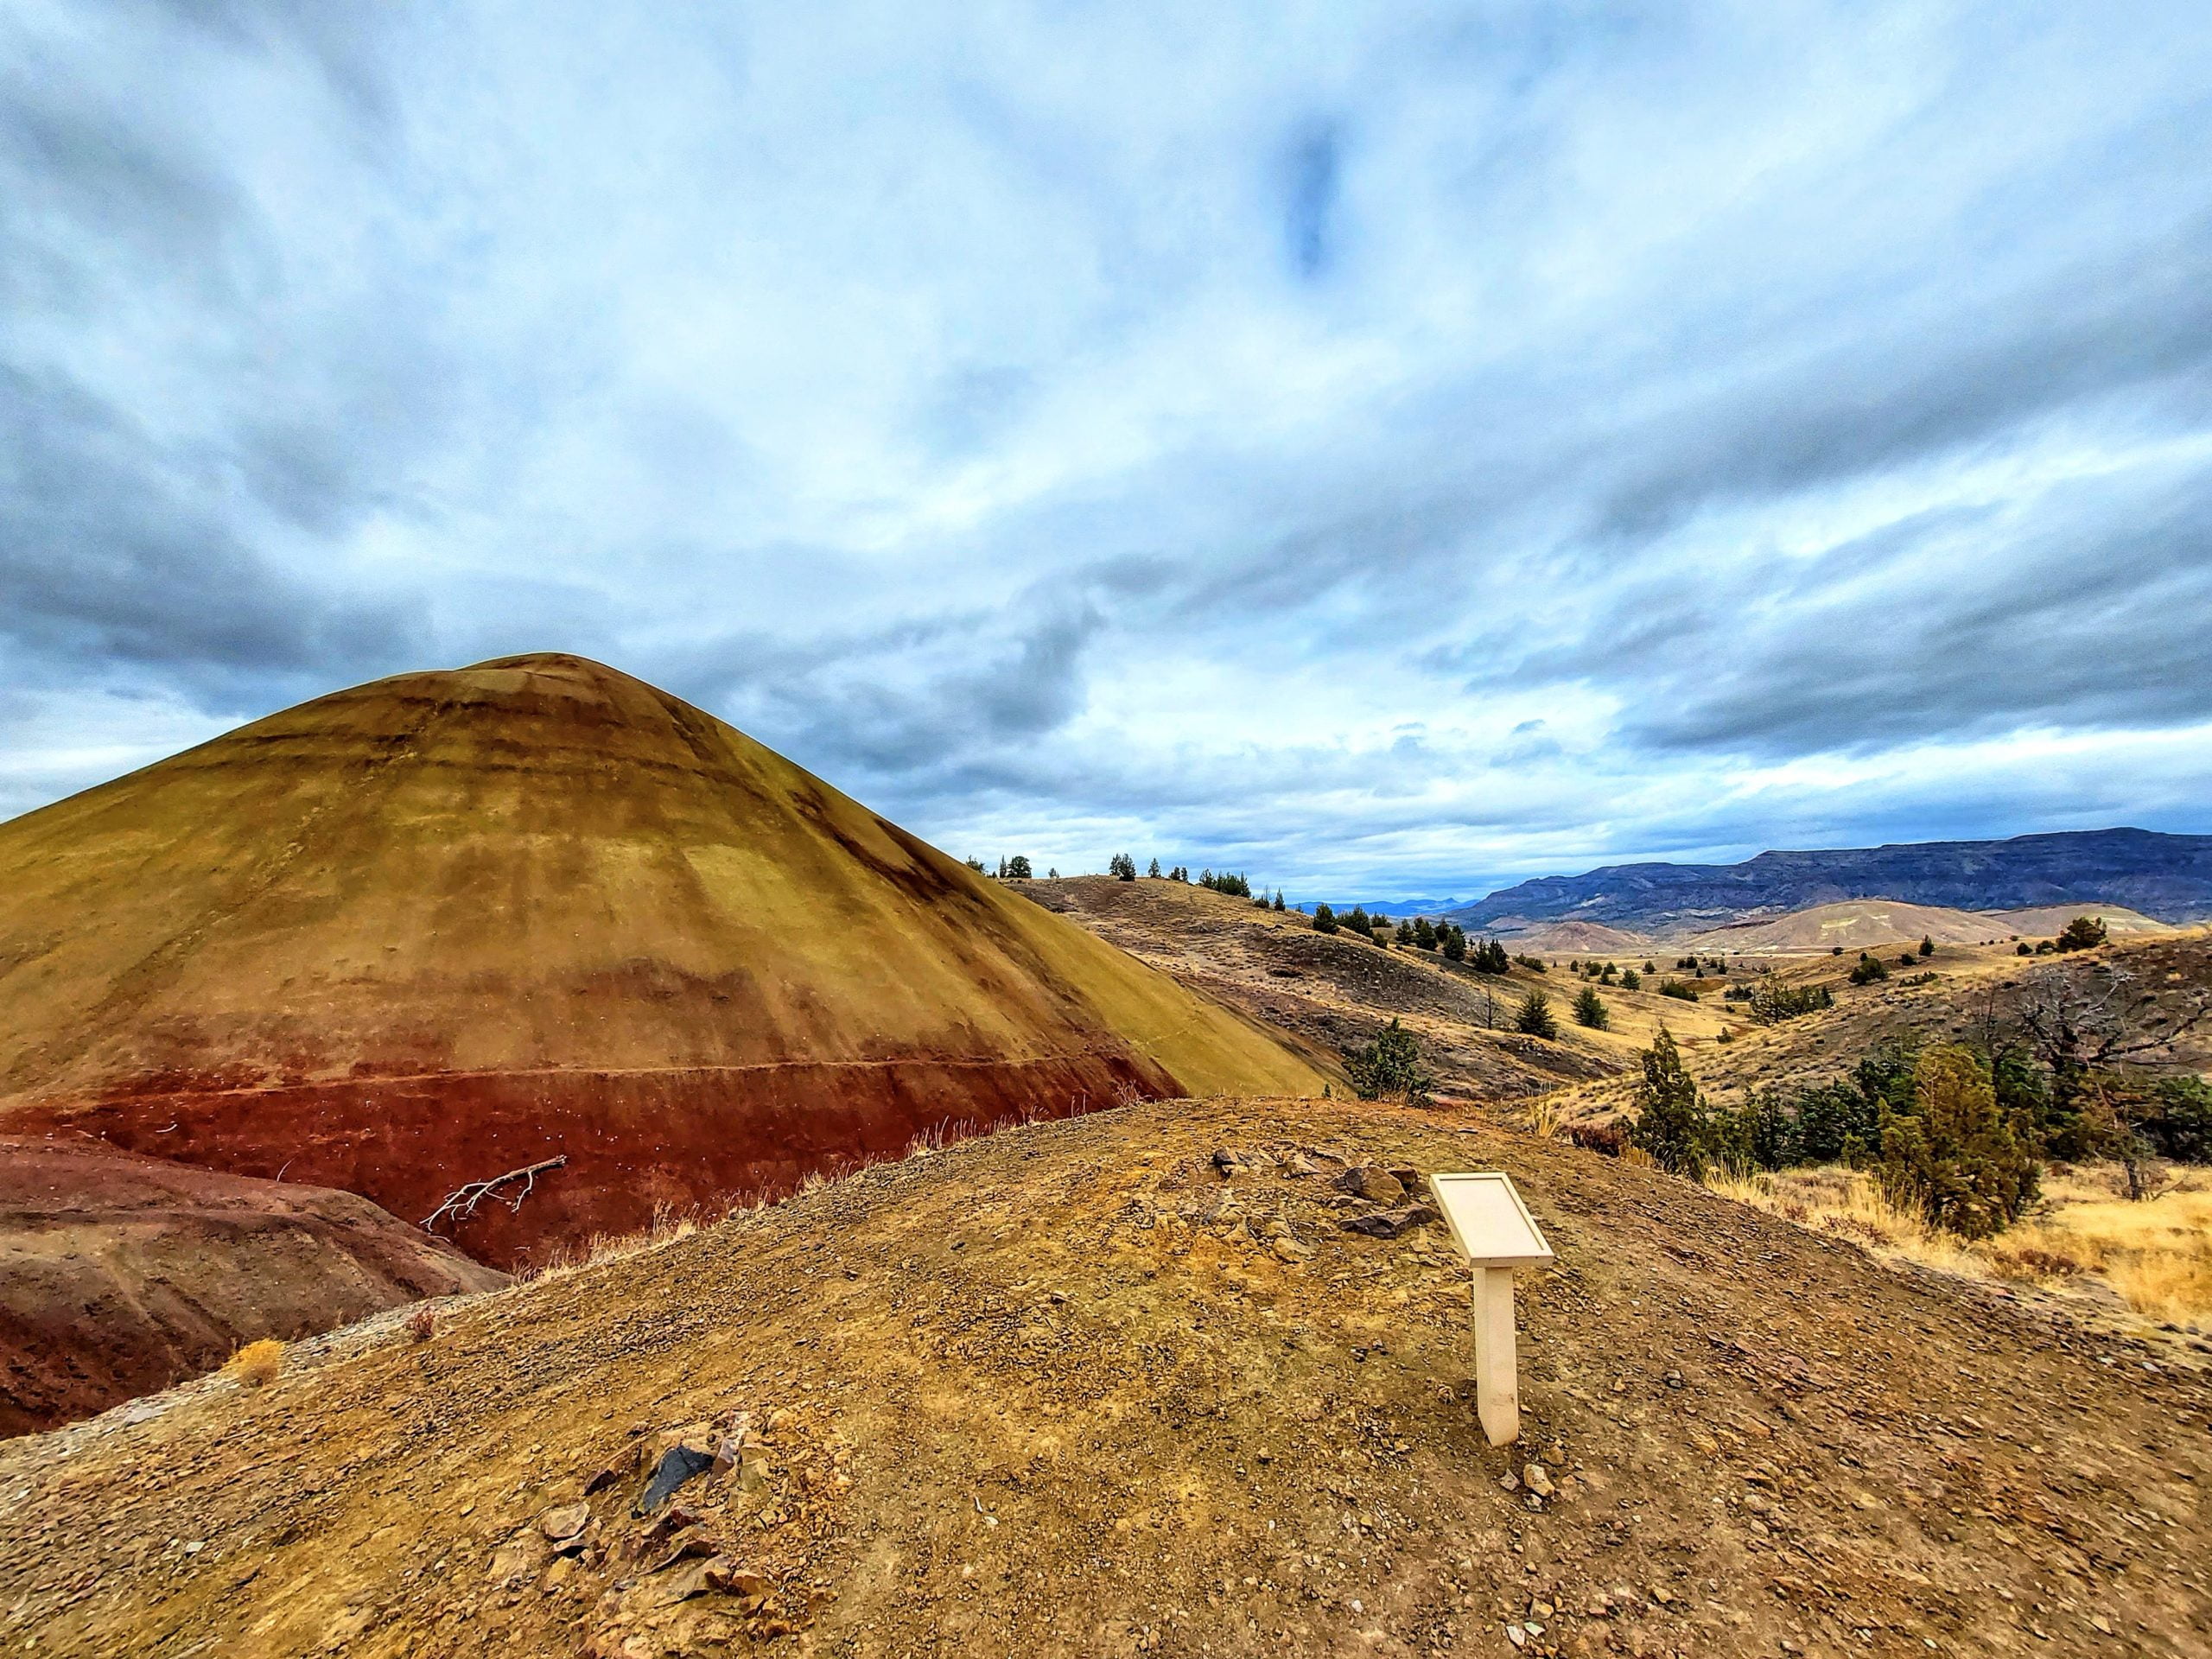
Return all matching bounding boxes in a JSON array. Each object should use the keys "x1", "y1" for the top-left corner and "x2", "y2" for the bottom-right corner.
[{"x1": 4, "y1": 2, "x2": 2210, "y2": 900}]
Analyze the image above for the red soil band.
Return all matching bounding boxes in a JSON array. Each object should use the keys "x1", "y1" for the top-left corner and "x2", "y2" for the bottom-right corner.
[{"x1": 21, "y1": 1052, "x2": 1178, "y2": 1268}]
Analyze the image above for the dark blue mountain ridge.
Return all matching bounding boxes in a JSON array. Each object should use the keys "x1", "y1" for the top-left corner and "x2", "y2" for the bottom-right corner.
[{"x1": 1443, "y1": 828, "x2": 2212, "y2": 933}]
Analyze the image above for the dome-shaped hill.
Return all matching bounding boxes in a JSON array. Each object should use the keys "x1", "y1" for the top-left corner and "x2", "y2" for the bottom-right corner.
[{"x1": 0, "y1": 655, "x2": 1325, "y2": 1264}]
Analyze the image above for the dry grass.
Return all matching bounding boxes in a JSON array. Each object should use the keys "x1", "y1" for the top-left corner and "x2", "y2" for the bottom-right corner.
[
  {"x1": 1705, "y1": 1161, "x2": 2212, "y2": 1325},
  {"x1": 224, "y1": 1338, "x2": 284, "y2": 1388},
  {"x1": 1521, "y1": 1095, "x2": 1565, "y2": 1140},
  {"x1": 1701, "y1": 1166, "x2": 1979, "y2": 1276}
]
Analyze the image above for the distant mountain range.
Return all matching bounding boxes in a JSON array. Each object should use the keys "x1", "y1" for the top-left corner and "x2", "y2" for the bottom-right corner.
[{"x1": 1442, "y1": 828, "x2": 2212, "y2": 935}]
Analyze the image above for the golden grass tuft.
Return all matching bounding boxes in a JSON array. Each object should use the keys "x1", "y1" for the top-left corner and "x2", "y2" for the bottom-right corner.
[{"x1": 225, "y1": 1338, "x2": 284, "y2": 1388}]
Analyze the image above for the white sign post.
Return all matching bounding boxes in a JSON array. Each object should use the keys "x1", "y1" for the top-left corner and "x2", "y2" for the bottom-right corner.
[{"x1": 1429, "y1": 1172, "x2": 1554, "y2": 1447}]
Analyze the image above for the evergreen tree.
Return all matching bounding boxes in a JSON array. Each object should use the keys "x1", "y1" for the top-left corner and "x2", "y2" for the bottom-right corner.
[
  {"x1": 1619, "y1": 967, "x2": 1642, "y2": 990},
  {"x1": 1441, "y1": 925, "x2": 1467, "y2": 963},
  {"x1": 1573, "y1": 987, "x2": 1609, "y2": 1030},
  {"x1": 1878, "y1": 1046, "x2": 2039, "y2": 1239},
  {"x1": 1345, "y1": 906, "x2": 1371, "y2": 934},
  {"x1": 1413, "y1": 918, "x2": 1438, "y2": 950},
  {"x1": 1345, "y1": 1017, "x2": 1432, "y2": 1108},
  {"x1": 1514, "y1": 990, "x2": 1560, "y2": 1039},
  {"x1": 1628, "y1": 1029, "x2": 1713, "y2": 1178},
  {"x1": 1312, "y1": 903, "x2": 1339, "y2": 935},
  {"x1": 1005, "y1": 855, "x2": 1033, "y2": 879},
  {"x1": 1147, "y1": 857, "x2": 1162, "y2": 879},
  {"x1": 2055, "y1": 915, "x2": 2108, "y2": 951},
  {"x1": 1918, "y1": 935, "x2": 1935, "y2": 957},
  {"x1": 1395, "y1": 919, "x2": 1415, "y2": 945},
  {"x1": 1273, "y1": 891, "x2": 1286, "y2": 912},
  {"x1": 1108, "y1": 853, "x2": 1137, "y2": 881}
]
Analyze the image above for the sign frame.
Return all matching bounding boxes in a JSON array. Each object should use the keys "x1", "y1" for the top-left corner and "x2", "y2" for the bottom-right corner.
[{"x1": 1428, "y1": 1170, "x2": 1552, "y2": 1446}]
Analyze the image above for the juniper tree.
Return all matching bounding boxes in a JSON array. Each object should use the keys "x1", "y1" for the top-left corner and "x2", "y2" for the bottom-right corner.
[
  {"x1": 1573, "y1": 987, "x2": 1609, "y2": 1030},
  {"x1": 1627, "y1": 1028, "x2": 1713, "y2": 1178},
  {"x1": 1312, "y1": 903, "x2": 1338, "y2": 934},
  {"x1": 1345, "y1": 1018, "x2": 1432, "y2": 1108},
  {"x1": 1514, "y1": 990, "x2": 1560, "y2": 1040}
]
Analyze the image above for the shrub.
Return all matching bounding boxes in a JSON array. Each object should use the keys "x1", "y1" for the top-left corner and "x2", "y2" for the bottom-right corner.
[
  {"x1": 2133, "y1": 1075, "x2": 2212, "y2": 1163},
  {"x1": 1877, "y1": 1046, "x2": 2039, "y2": 1239},
  {"x1": 1514, "y1": 954, "x2": 1548, "y2": 974},
  {"x1": 2016, "y1": 943, "x2": 2032, "y2": 956},
  {"x1": 1748, "y1": 980, "x2": 1834, "y2": 1024},
  {"x1": 1628, "y1": 1030, "x2": 1712, "y2": 1177},
  {"x1": 226, "y1": 1338, "x2": 284, "y2": 1388},
  {"x1": 1514, "y1": 991, "x2": 1560, "y2": 1040},
  {"x1": 2054, "y1": 916, "x2": 2109, "y2": 952},
  {"x1": 1918, "y1": 935, "x2": 1935, "y2": 957},
  {"x1": 1656, "y1": 979, "x2": 1699, "y2": 1002},
  {"x1": 1567, "y1": 1120, "x2": 1630, "y2": 1157},
  {"x1": 1848, "y1": 953, "x2": 1890, "y2": 985},
  {"x1": 1109, "y1": 853, "x2": 1136, "y2": 881},
  {"x1": 1345, "y1": 1017, "x2": 1432, "y2": 1107},
  {"x1": 1573, "y1": 987, "x2": 1610, "y2": 1030},
  {"x1": 405, "y1": 1306, "x2": 437, "y2": 1343},
  {"x1": 1312, "y1": 902, "x2": 1339, "y2": 935}
]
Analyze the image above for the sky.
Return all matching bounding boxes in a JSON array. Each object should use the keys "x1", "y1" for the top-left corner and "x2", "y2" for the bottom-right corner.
[{"x1": 4, "y1": 2, "x2": 2211, "y2": 903}]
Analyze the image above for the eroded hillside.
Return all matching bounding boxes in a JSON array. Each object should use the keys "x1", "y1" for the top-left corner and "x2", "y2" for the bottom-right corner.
[
  {"x1": 1027, "y1": 877, "x2": 1720, "y2": 1101},
  {"x1": 5, "y1": 1096, "x2": 2204, "y2": 1657}
]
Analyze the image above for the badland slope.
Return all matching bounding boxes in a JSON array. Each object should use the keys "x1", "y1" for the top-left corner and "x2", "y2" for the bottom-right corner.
[
  {"x1": 0, "y1": 655, "x2": 1321, "y2": 1267},
  {"x1": 3, "y1": 1096, "x2": 2204, "y2": 1657},
  {"x1": 1027, "y1": 876, "x2": 1637, "y2": 1099},
  {"x1": 1449, "y1": 828, "x2": 2212, "y2": 936},
  {"x1": 0, "y1": 1135, "x2": 505, "y2": 1435}
]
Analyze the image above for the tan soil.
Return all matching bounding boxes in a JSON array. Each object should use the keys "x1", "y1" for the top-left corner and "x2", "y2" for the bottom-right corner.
[{"x1": 4, "y1": 1096, "x2": 2204, "y2": 1657}]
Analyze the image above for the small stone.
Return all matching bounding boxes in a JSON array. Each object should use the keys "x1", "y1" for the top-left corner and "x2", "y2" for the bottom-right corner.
[
  {"x1": 1343, "y1": 1166, "x2": 1406, "y2": 1204},
  {"x1": 1272, "y1": 1236, "x2": 1311, "y2": 1263},
  {"x1": 1506, "y1": 1625, "x2": 1528, "y2": 1648},
  {"x1": 1522, "y1": 1464, "x2": 1555, "y2": 1498},
  {"x1": 1500, "y1": 1471, "x2": 1521, "y2": 1493},
  {"x1": 539, "y1": 1503, "x2": 591, "y2": 1541},
  {"x1": 2089, "y1": 1616, "x2": 2113, "y2": 1636},
  {"x1": 1663, "y1": 1370, "x2": 1684, "y2": 1389}
]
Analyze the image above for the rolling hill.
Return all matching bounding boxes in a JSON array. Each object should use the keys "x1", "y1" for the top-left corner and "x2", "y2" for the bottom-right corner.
[
  {"x1": 0, "y1": 654, "x2": 1322, "y2": 1271},
  {"x1": 1448, "y1": 828, "x2": 2212, "y2": 938},
  {"x1": 1677, "y1": 899, "x2": 2173, "y2": 954}
]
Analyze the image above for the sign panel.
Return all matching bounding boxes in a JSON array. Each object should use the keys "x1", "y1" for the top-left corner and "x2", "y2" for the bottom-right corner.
[{"x1": 1430, "y1": 1171, "x2": 1554, "y2": 1268}]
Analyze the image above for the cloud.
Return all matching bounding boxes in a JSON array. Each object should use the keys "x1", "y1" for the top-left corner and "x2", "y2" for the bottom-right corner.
[{"x1": 3, "y1": 2, "x2": 2211, "y2": 899}]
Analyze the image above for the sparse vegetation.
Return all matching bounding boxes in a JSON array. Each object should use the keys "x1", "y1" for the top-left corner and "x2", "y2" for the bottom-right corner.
[
  {"x1": 1656, "y1": 978, "x2": 1699, "y2": 1002},
  {"x1": 1747, "y1": 978, "x2": 1834, "y2": 1024},
  {"x1": 1513, "y1": 990, "x2": 1560, "y2": 1040},
  {"x1": 225, "y1": 1338, "x2": 284, "y2": 1388},
  {"x1": 1847, "y1": 952, "x2": 1890, "y2": 985},
  {"x1": 1199, "y1": 870, "x2": 1251, "y2": 897},
  {"x1": 1344, "y1": 1017, "x2": 1432, "y2": 1108},
  {"x1": 2055, "y1": 915, "x2": 2109, "y2": 952}
]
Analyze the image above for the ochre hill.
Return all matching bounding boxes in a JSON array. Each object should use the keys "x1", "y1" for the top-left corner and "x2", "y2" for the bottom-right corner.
[
  {"x1": 0, "y1": 655, "x2": 1321, "y2": 1266},
  {"x1": 3, "y1": 1097, "x2": 2204, "y2": 1656}
]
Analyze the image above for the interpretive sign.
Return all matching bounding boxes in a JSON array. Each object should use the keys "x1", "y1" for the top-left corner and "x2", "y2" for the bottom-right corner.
[{"x1": 1430, "y1": 1172, "x2": 1553, "y2": 1446}]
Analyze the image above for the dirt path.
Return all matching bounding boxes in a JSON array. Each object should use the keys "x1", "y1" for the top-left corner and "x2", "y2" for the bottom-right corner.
[{"x1": 3, "y1": 1097, "x2": 2205, "y2": 1656}]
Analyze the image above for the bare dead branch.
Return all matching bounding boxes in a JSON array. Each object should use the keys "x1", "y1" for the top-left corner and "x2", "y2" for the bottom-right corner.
[{"x1": 422, "y1": 1156, "x2": 568, "y2": 1232}]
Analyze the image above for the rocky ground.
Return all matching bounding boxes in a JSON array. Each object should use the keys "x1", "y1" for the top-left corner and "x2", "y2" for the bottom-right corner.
[{"x1": 4, "y1": 1095, "x2": 2204, "y2": 1657}]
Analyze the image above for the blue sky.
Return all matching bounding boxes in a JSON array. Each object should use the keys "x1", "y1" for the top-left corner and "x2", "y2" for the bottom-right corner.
[{"x1": 3, "y1": 3, "x2": 2210, "y2": 902}]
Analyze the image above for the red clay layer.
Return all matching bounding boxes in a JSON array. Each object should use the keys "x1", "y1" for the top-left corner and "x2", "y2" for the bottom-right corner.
[
  {"x1": 0, "y1": 1135, "x2": 506, "y2": 1434},
  {"x1": 22, "y1": 1053, "x2": 1176, "y2": 1268}
]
